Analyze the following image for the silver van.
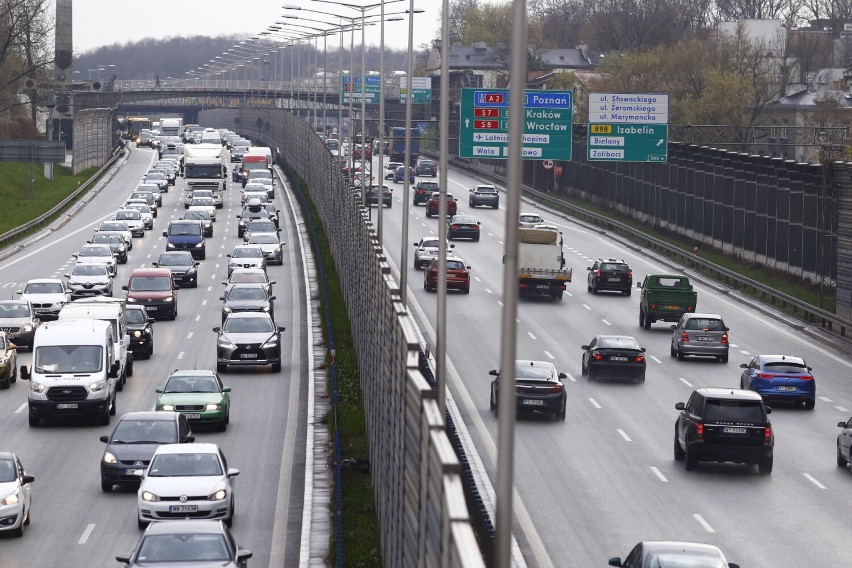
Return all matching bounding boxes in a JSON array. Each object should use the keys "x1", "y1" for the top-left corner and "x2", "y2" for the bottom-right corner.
[{"x1": 670, "y1": 313, "x2": 729, "y2": 363}]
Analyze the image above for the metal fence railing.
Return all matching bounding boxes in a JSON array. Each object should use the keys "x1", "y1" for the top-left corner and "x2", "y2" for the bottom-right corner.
[
  {"x1": 73, "y1": 107, "x2": 118, "y2": 174},
  {"x1": 199, "y1": 108, "x2": 487, "y2": 567}
]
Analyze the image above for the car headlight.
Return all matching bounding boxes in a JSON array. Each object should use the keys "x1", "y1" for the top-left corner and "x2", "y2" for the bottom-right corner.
[
  {"x1": 126, "y1": 297, "x2": 137, "y2": 303},
  {"x1": 163, "y1": 296, "x2": 173, "y2": 303},
  {"x1": 0, "y1": 357, "x2": 7, "y2": 365},
  {"x1": 208, "y1": 489, "x2": 227, "y2": 501},
  {"x1": 218, "y1": 337, "x2": 235, "y2": 349},
  {"x1": 132, "y1": 330, "x2": 142, "y2": 338},
  {"x1": 159, "y1": 404, "x2": 175, "y2": 411},
  {"x1": 31, "y1": 381, "x2": 45, "y2": 393},
  {"x1": 141, "y1": 491, "x2": 160, "y2": 502},
  {"x1": 1, "y1": 491, "x2": 19, "y2": 506},
  {"x1": 89, "y1": 380, "x2": 106, "y2": 392},
  {"x1": 223, "y1": 306, "x2": 232, "y2": 313},
  {"x1": 103, "y1": 451, "x2": 117, "y2": 464},
  {"x1": 195, "y1": 242, "x2": 204, "y2": 248},
  {"x1": 261, "y1": 336, "x2": 279, "y2": 348},
  {"x1": 21, "y1": 324, "x2": 32, "y2": 333},
  {"x1": 166, "y1": 243, "x2": 175, "y2": 249},
  {"x1": 205, "y1": 404, "x2": 222, "y2": 411}
]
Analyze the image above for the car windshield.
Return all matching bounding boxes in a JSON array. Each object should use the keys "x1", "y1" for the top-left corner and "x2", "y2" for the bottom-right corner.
[
  {"x1": 34, "y1": 345, "x2": 102, "y2": 373},
  {"x1": 514, "y1": 362, "x2": 553, "y2": 381},
  {"x1": 164, "y1": 375, "x2": 220, "y2": 394},
  {"x1": 158, "y1": 254, "x2": 191, "y2": 266},
  {"x1": 24, "y1": 282, "x2": 63, "y2": 294},
  {"x1": 232, "y1": 248, "x2": 262, "y2": 258},
  {"x1": 137, "y1": 534, "x2": 231, "y2": 563},
  {"x1": 598, "y1": 336, "x2": 641, "y2": 349},
  {"x1": 0, "y1": 304, "x2": 29, "y2": 318},
  {"x1": 184, "y1": 211, "x2": 209, "y2": 220},
  {"x1": 101, "y1": 223, "x2": 126, "y2": 231},
  {"x1": 116, "y1": 211, "x2": 140, "y2": 220},
  {"x1": 476, "y1": 186, "x2": 496, "y2": 193},
  {"x1": 684, "y1": 318, "x2": 725, "y2": 331},
  {"x1": 453, "y1": 217, "x2": 476, "y2": 224},
  {"x1": 110, "y1": 419, "x2": 177, "y2": 444},
  {"x1": 421, "y1": 239, "x2": 439, "y2": 249},
  {"x1": 169, "y1": 224, "x2": 201, "y2": 236},
  {"x1": 0, "y1": 459, "x2": 16, "y2": 482},
  {"x1": 600, "y1": 263, "x2": 628, "y2": 271},
  {"x1": 247, "y1": 222, "x2": 276, "y2": 232},
  {"x1": 704, "y1": 400, "x2": 765, "y2": 422},
  {"x1": 763, "y1": 361, "x2": 808, "y2": 374},
  {"x1": 130, "y1": 276, "x2": 171, "y2": 291},
  {"x1": 228, "y1": 287, "x2": 267, "y2": 301},
  {"x1": 223, "y1": 317, "x2": 274, "y2": 333},
  {"x1": 72, "y1": 264, "x2": 108, "y2": 276},
  {"x1": 643, "y1": 552, "x2": 726, "y2": 568},
  {"x1": 148, "y1": 453, "x2": 223, "y2": 477},
  {"x1": 78, "y1": 246, "x2": 108, "y2": 257},
  {"x1": 250, "y1": 170, "x2": 272, "y2": 179},
  {"x1": 191, "y1": 198, "x2": 214, "y2": 206},
  {"x1": 126, "y1": 309, "x2": 147, "y2": 325},
  {"x1": 249, "y1": 234, "x2": 278, "y2": 244},
  {"x1": 230, "y1": 273, "x2": 265, "y2": 284},
  {"x1": 520, "y1": 215, "x2": 542, "y2": 223},
  {"x1": 146, "y1": 173, "x2": 165, "y2": 180}
]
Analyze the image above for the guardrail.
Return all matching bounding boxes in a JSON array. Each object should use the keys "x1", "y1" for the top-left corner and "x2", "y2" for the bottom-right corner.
[
  {"x1": 0, "y1": 144, "x2": 124, "y2": 259},
  {"x1": 431, "y1": 152, "x2": 852, "y2": 338}
]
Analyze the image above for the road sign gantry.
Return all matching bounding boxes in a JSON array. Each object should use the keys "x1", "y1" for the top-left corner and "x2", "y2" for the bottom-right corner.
[{"x1": 459, "y1": 88, "x2": 573, "y2": 160}]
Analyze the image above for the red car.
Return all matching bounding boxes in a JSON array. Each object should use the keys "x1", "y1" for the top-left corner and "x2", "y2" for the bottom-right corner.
[
  {"x1": 423, "y1": 257, "x2": 471, "y2": 294},
  {"x1": 353, "y1": 145, "x2": 372, "y2": 160},
  {"x1": 425, "y1": 192, "x2": 457, "y2": 218}
]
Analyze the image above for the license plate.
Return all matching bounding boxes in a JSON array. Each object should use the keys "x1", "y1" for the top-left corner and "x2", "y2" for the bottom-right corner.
[
  {"x1": 144, "y1": 306, "x2": 158, "y2": 311},
  {"x1": 611, "y1": 356, "x2": 628, "y2": 361},
  {"x1": 666, "y1": 305, "x2": 681, "y2": 309},
  {"x1": 183, "y1": 413, "x2": 202, "y2": 419},
  {"x1": 56, "y1": 403, "x2": 78, "y2": 409},
  {"x1": 124, "y1": 468, "x2": 144, "y2": 476},
  {"x1": 80, "y1": 292, "x2": 96, "y2": 296},
  {"x1": 522, "y1": 399, "x2": 544, "y2": 406},
  {"x1": 778, "y1": 386, "x2": 797, "y2": 391},
  {"x1": 607, "y1": 277, "x2": 621, "y2": 282},
  {"x1": 168, "y1": 505, "x2": 198, "y2": 513},
  {"x1": 696, "y1": 336, "x2": 713, "y2": 341},
  {"x1": 536, "y1": 285, "x2": 550, "y2": 290},
  {"x1": 723, "y1": 427, "x2": 747, "y2": 434},
  {"x1": 240, "y1": 353, "x2": 258, "y2": 359}
]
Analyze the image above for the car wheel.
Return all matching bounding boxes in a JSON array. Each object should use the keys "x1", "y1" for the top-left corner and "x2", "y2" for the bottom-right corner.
[
  {"x1": 591, "y1": 285, "x2": 598, "y2": 294},
  {"x1": 674, "y1": 432, "x2": 685, "y2": 461},
  {"x1": 0, "y1": 376, "x2": 8, "y2": 390},
  {"x1": 670, "y1": 344, "x2": 677, "y2": 358},
  {"x1": 684, "y1": 446, "x2": 699, "y2": 471},
  {"x1": 489, "y1": 390, "x2": 496, "y2": 411},
  {"x1": 804, "y1": 398, "x2": 816, "y2": 410},
  {"x1": 138, "y1": 518, "x2": 149, "y2": 530},
  {"x1": 11, "y1": 515, "x2": 23, "y2": 537},
  {"x1": 473, "y1": 236, "x2": 480, "y2": 242},
  {"x1": 109, "y1": 393, "x2": 117, "y2": 416},
  {"x1": 838, "y1": 443, "x2": 849, "y2": 467},
  {"x1": 224, "y1": 501, "x2": 234, "y2": 527},
  {"x1": 169, "y1": 308, "x2": 177, "y2": 321},
  {"x1": 127, "y1": 356, "x2": 134, "y2": 378},
  {"x1": 426, "y1": 211, "x2": 432, "y2": 218},
  {"x1": 11, "y1": 364, "x2": 16, "y2": 383},
  {"x1": 101, "y1": 479, "x2": 113, "y2": 493},
  {"x1": 758, "y1": 456, "x2": 773, "y2": 475},
  {"x1": 217, "y1": 363, "x2": 228, "y2": 373},
  {"x1": 587, "y1": 366, "x2": 595, "y2": 382},
  {"x1": 643, "y1": 312, "x2": 652, "y2": 330},
  {"x1": 148, "y1": 342, "x2": 154, "y2": 358},
  {"x1": 634, "y1": 372, "x2": 645, "y2": 384},
  {"x1": 639, "y1": 309, "x2": 645, "y2": 327},
  {"x1": 28, "y1": 414, "x2": 39, "y2": 427},
  {"x1": 463, "y1": 287, "x2": 470, "y2": 294},
  {"x1": 581, "y1": 359, "x2": 587, "y2": 376},
  {"x1": 677, "y1": 349, "x2": 685, "y2": 361},
  {"x1": 719, "y1": 354, "x2": 729, "y2": 363},
  {"x1": 117, "y1": 373, "x2": 124, "y2": 391},
  {"x1": 23, "y1": 504, "x2": 29, "y2": 526},
  {"x1": 272, "y1": 362, "x2": 282, "y2": 372},
  {"x1": 493, "y1": 203, "x2": 499, "y2": 209},
  {"x1": 624, "y1": 289, "x2": 631, "y2": 296},
  {"x1": 557, "y1": 400, "x2": 566, "y2": 422}
]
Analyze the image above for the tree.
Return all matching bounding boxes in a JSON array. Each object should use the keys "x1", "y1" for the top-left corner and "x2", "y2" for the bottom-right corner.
[
  {"x1": 586, "y1": 0, "x2": 711, "y2": 51},
  {"x1": 714, "y1": 0, "x2": 795, "y2": 21}
]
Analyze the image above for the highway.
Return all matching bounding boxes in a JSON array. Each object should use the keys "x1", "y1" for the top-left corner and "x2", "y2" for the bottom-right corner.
[
  {"x1": 0, "y1": 146, "x2": 308, "y2": 566},
  {"x1": 367, "y1": 153, "x2": 852, "y2": 566}
]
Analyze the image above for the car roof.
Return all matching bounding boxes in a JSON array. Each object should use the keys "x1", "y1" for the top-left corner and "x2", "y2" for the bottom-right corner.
[
  {"x1": 25, "y1": 278, "x2": 63, "y2": 284},
  {"x1": 639, "y1": 541, "x2": 725, "y2": 555},
  {"x1": 596, "y1": 334, "x2": 638, "y2": 342},
  {"x1": 757, "y1": 354, "x2": 807, "y2": 365},
  {"x1": 143, "y1": 519, "x2": 228, "y2": 536},
  {"x1": 153, "y1": 442, "x2": 220, "y2": 455},
  {"x1": 683, "y1": 312, "x2": 723, "y2": 320},
  {"x1": 118, "y1": 411, "x2": 180, "y2": 422},
  {"x1": 475, "y1": 184, "x2": 496, "y2": 189},
  {"x1": 226, "y1": 311, "x2": 273, "y2": 320},
  {"x1": 696, "y1": 387, "x2": 764, "y2": 401},
  {"x1": 169, "y1": 369, "x2": 217, "y2": 378},
  {"x1": 130, "y1": 267, "x2": 173, "y2": 277},
  {"x1": 0, "y1": 299, "x2": 29, "y2": 306},
  {"x1": 0, "y1": 451, "x2": 14, "y2": 461}
]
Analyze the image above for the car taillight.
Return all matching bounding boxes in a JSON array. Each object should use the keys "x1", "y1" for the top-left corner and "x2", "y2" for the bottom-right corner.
[
  {"x1": 687, "y1": 306, "x2": 694, "y2": 311},
  {"x1": 594, "y1": 269, "x2": 601, "y2": 277},
  {"x1": 696, "y1": 423, "x2": 704, "y2": 439},
  {"x1": 764, "y1": 425, "x2": 772, "y2": 441},
  {"x1": 801, "y1": 375, "x2": 814, "y2": 381},
  {"x1": 650, "y1": 304, "x2": 657, "y2": 309},
  {"x1": 721, "y1": 333, "x2": 728, "y2": 344},
  {"x1": 628, "y1": 270, "x2": 633, "y2": 278},
  {"x1": 592, "y1": 351, "x2": 603, "y2": 361},
  {"x1": 635, "y1": 355, "x2": 645, "y2": 362},
  {"x1": 757, "y1": 373, "x2": 775, "y2": 379},
  {"x1": 681, "y1": 331, "x2": 689, "y2": 342},
  {"x1": 550, "y1": 383, "x2": 564, "y2": 393},
  {"x1": 450, "y1": 225, "x2": 459, "y2": 229}
]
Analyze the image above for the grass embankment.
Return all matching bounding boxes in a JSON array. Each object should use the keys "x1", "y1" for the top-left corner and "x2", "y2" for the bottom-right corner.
[
  {"x1": 296, "y1": 180, "x2": 382, "y2": 567},
  {"x1": 0, "y1": 162, "x2": 100, "y2": 236}
]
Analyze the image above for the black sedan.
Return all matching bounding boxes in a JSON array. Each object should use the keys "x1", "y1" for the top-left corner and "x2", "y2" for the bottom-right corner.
[
  {"x1": 126, "y1": 305, "x2": 154, "y2": 359},
  {"x1": 489, "y1": 360, "x2": 568, "y2": 421},
  {"x1": 220, "y1": 282, "x2": 275, "y2": 323},
  {"x1": 116, "y1": 520, "x2": 252, "y2": 567},
  {"x1": 182, "y1": 209, "x2": 214, "y2": 237},
  {"x1": 214, "y1": 312, "x2": 285, "y2": 373},
  {"x1": 581, "y1": 335, "x2": 646, "y2": 383},
  {"x1": 447, "y1": 215, "x2": 481, "y2": 241},
  {"x1": 153, "y1": 251, "x2": 200, "y2": 288},
  {"x1": 89, "y1": 233, "x2": 128, "y2": 264}
]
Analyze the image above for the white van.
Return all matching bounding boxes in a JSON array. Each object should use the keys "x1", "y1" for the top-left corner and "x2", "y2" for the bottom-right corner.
[
  {"x1": 58, "y1": 297, "x2": 132, "y2": 389},
  {"x1": 20, "y1": 319, "x2": 119, "y2": 427},
  {"x1": 200, "y1": 128, "x2": 222, "y2": 145}
]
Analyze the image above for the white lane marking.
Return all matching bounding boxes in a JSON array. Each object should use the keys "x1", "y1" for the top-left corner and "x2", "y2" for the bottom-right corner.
[
  {"x1": 650, "y1": 355, "x2": 662, "y2": 364},
  {"x1": 589, "y1": 398, "x2": 601, "y2": 409},
  {"x1": 679, "y1": 377, "x2": 693, "y2": 387},
  {"x1": 730, "y1": 343, "x2": 739, "y2": 348},
  {"x1": 177, "y1": 351, "x2": 184, "y2": 360},
  {"x1": 486, "y1": 288, "x2": 493, "y2": 294},
  {"x1": 693, "y1": 514, "x2": 715, "y2": 533},
  {"x1": 15, "y1": 403, "x2": 26, "y2": 414},
  {"x1": 497, "y1": 301, "x2": 503, "y2": 307},
  {"x1": 202, "y1": 300, "x2": 207, "y2": 306},
  {"x1": 601, "y1": 319, "x2": 611, "y2": 326},
  {"x1": 474, "y1": 276, "x2": 481, "y2": 282},
  {"x1": 187, "y1": 332, "x2": 194, "y2": 339},
  {"x1": 497, "y1": 240, "x2": 504, "y2": 245},
  {"x1": 544, "y1": 351, "x2": 555, "y2": 360},
  {"x1": 650, "y1": 467, "x2": 668, "y2": 482},
  {"x1": 78, "y1": 523, "x2": 96, "y2": 544},
  {"x1": 617, "y1": 429, "x2": 631, "y2": 442},
  {"x1": 804, "y1": 473, "x2": 826, "y2": 489},
  {"x1": 564, "y1": 291, "x2": 572, "y2": 297},
  {"x1": 211, "y1": 274, "x2": 216, "y2": 279},
  {"x1": 820, "y1": 396, "x2": 833, "y2": 403},
  {"x1": 835, "y1": 406, "x2": 849, "y2": 413},
  {"x1": 195, "y1": 315, "x2": 201, "y2": 322},
  {"x1": 582, "y1": 304, "x2": 591, "y2": 310},
  {"x1": 739, "y1": 350, "x2": 750, "y2": 355},
  {"x1": 565, "y1": 373, "x2": 576, "y2": 382},
  {"x1": 528, "y1": 332, "x2": 537, "y2": 340}
]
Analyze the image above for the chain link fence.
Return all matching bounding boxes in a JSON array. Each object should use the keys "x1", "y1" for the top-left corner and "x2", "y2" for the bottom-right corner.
[
  {"x1": 72, "y1": 108, "x2": 119, "y2": 174},
  {"x1": 200, "y1": 108, "x2": 486, "y2": 567}
]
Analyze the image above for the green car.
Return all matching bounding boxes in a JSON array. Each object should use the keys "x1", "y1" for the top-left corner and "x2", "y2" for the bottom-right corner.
[{"x1": 155, "y1": 370, "x2": 230, "y2": 431}]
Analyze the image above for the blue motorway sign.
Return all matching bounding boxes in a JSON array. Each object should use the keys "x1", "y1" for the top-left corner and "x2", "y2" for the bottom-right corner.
[{"x1": 340, "y1": 75, "x2": 380, "y2": 104}]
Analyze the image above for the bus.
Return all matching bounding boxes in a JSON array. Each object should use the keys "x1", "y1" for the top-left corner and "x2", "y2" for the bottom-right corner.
[{"x1": 125, "y1": 117, "x2": 153, "y2": 141}]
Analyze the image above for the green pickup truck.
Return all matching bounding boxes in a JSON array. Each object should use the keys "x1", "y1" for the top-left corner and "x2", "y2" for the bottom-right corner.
[{"x1": 638, "y1": 274, "x2": 697, "y2": 329}]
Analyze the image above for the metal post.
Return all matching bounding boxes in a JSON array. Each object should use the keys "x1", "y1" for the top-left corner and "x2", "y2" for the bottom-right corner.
[
  {"x1": 290, "y1": 44, "x2": 295, "y2": 108},
  {"x1": 400, "y1": 2, "x2": 415, "y2": 306},
  {"x1": 323, "y1": 34, "x2": 328, "y2": 134},
  {"x1": 377, "y1": 1, "x2": 386, "y2": 241},
  {"x1": 338, "y1": 26, "x2": 343, "y2": 138},
  {"x1": 495, "y1": 0, "x2": 528, "y2": 566},
  {"x1": 360, "y1": 11, "x2": 367, "y2": 203},
  {"x1": 348, "y1": 24, "x2": 355, "y2": 188},
  {"x1": 437, "y1": 0, "x2": 450, "y2": 417}
]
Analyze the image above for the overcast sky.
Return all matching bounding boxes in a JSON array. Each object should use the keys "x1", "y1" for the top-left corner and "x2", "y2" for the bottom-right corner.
[{"x1": 71, "y1": 0, "x2": 441, "y2": 54}]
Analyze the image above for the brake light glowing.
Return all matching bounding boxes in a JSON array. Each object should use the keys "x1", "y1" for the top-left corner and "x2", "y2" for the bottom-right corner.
[
  {"x1": 696, "y1": 423, "x2": 704, "y2": 439},
  {"x1": 449, "y1": 225, "x2": 459, "y2": 229},
  {"x1": 764, "y1": 425, "x2": 772, "y2": 441},
  {"x1": 592, "y1": 352, "x2": 603, "y2": 361},
  {"x1": 635, "y1": 355, "x2": 645, "y2": 362},
  {"x1": 721, "y1": 333, "x2": 728, "y2": 344},
  {"x1": 757, "y1": 373, "x2": 775, "y2": 379},
  {"x1": 801, "y1": 375, "x2": 814, "y2": 381},
  {"x1": 681, "y1": 331, "x2": 689, "y2": 342},
  {"x1": 550, "y1": 383, "x2": 564, "y2": 393}
]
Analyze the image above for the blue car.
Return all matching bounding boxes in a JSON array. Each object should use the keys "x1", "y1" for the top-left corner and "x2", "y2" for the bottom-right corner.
[
  {"x1": 740, "y1": 354, "x2": 815, "y2": 409},
  {"x1": 394, "y1": 166, "x2": 415, "y2": 184}
]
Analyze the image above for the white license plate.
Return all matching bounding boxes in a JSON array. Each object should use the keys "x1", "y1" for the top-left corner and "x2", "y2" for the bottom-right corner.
[
  {"x1": 723, "y1": 427, "x2": 747, "y2": 434},
  {"x1": 125, "y1": 468, "x2": 144, "y2": 476},
  {"x1": 777, "y1": 386, "x2": 797, "y2": 391},
  {"x1": 183, "y1": 413, "x2": 202, "y2": 419},
  {"x1": 611, "y1": 356, "x2": 628, "y2": 361},
  {"x1": 168, "y1": 505, "x2": 198, "y2": 513},
  {"x1": 240, "y1": 353, "x2": 258, "y2": 359},
  {"x1": 522, "y1": 399, "x2": 544, "y2": 406},
  {"x1": 56, "y1": 403, "x2": 78, "y2": 409},
  {"x1": 607, "y1": 277, "x2": 621, "y2": 282},
  {"x1": 696, "y1": 336, "x2": 713, "y2": 341},
  {"x1": 536, "y1": 285, "x2": 550, "y2": 290},
  {"x1": 144, "y1": 306, "x2": 158, "y2": 311}
]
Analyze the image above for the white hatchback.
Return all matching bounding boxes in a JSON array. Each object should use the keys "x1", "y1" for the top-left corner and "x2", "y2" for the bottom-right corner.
[{"x1": 0, "y1": 452, "x2": 34, "y2": 537}]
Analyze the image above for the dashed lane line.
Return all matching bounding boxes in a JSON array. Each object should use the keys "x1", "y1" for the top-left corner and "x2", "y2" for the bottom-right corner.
[
  {"x1": 650, "y1": 355, "x2": 662, "y2": 364},
  {"x1": 804, "y1": 473, "x2": 826, "y2": 489},
  {"x1": 617, "y1": 429, "x2": 631, "y2": 442},
  {"x1": 601, "y1": 319, "x2": 611, "y2": 326},
  {"x1": 78, "y1": 523, "x2": 96, "y2": 545},
  {"x1": 528, "y1": 332, "x2": 537, "y2": 340},
  {"x1": 679, "y1": 377, "x2": 693, "y2": 387},
  {"x1": 650, "y1": 467, "x2": 668, "y2": 482},
  {"x1": 544, "y1": 351, "x2": 555, "y2": 360},
  {"x1": 589, "y1": 398, "x2": 601, "y2": 409},
  {"x1": 693, "y1": 514, "x2": 715, "y2": 533}
]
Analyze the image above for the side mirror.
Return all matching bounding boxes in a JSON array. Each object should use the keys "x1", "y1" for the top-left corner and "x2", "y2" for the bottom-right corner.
[
  {"x1": 184, "y1": 435, "x2": 196, "y2": 443},
  {"x1": 641, "y1": 347, "x2": 647, "y2": 352},
  {"x1": 488, "y1": 370, "x2": 498, "y2": 376},
  {"x1": 19, "y1": 366, "x2": 30, "y2": 381},
  {"x1": 155, "y1": 388, "x2": 163, "y2": 394},
  {"x1": 195, "y1": 262, "x2": 200, "y2": 267},
  {"x1": 100, "y1": 435, "x2": 109, "y2": 443},
  {"x1": 64, "y1": 274, "x2": 70, "y2": 279},
  {"x1": 608, "y1": 559, "x2": 623, "y2": 567},
  {"x1": 115, "y1": 555, "x2": 131, "y2": 564},
  {"x1": 218, "y1": 296, "x2": 225, "y2": 301},
  {"x1": 162, "y1": 231, "x2": 168, "y2": 237},
  {"x1": 15, "y1": 290, "x2": 21, "y2": 295},
  {"x1": 558, "y1": 372, "x2": 567, "y2": 380},
  {"x1": 739, "y1": 363, "x2": 748, "y2": 368},
  {"x1": 581, "y1": 345, "x2": 589, "y2": 350},
  {"x1": 675, "y1": 402, "x2": 686, "y2": 410},
  {"x1": 109, "y1": 361, "x2": 120, "y2": 378},
  {"x1": 121, "y1": 285, "x2": 128, "y2": 291},
  {"x1": 227, "y1": 468, "x2": 240, "y2": 477},
  {"x1": 151, "y1": 263, "x2": 159, "y2": 267},
  {"x1": 766, "y1": 407, "x2": 772, "y2": 414},
  {"x1": 449, "y1": 244, "x2": 455, "y2": 249},
  {"x1": 270, "y1": 296, "x2": 277, "y2": 300},
  {"x1": 839, "y1": 421, "x2": 847, "y2": 428},
  {"x1": 212, "y1": 327, "x2": 221, "y2": 332},
  {"x1": 237, "y1": 550, "x2": 253, "y2": 562},
  {"x1": 277, "y1": 326, "x2": 286, "y2": 332},
  {"x1": 670, "y1": 325, "x2": 676, "y2": 330},
  {"x1": 223, "y1": 387, "x2": 231, "y2": 393}
]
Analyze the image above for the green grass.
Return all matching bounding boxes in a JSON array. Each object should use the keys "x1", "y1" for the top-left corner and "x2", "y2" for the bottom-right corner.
[
  {"x1": 0, "y1": 162, "x2": 101, "y2": 236},
  {"x1": 295, "y1": 179, "x2": 382, "y2": 567}
]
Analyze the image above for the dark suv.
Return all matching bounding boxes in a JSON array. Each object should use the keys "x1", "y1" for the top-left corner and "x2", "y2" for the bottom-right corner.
[
  {"x1": 413, "y1": 181, "x2": 439, "y2": 205},
  {"x1": 587, "y1": 258, "x2": 632, "y2": 295},
  {"x1": 674, "y1": 387, "x2": 774, "y2": 474}
]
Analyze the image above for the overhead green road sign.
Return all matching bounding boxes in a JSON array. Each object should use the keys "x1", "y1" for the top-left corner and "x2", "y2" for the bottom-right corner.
[
  {"x1": 400, "y1": 76, "x2": 432, "y2": 104},
  {"x1": 459, "y1": 88, "x2": 573, "y2": 160},
  {"x1": 587, "y1": 123, "x2": 669, "y2": 162}
]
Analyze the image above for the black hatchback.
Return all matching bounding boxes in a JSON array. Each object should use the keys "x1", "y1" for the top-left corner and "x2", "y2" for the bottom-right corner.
[
  {"x1": 99, "y1": 411, "x2": 194, "y2": 492},
  {"x1": 581, "y1": 335, "x2": 646, "y2": 383},
  {"x1": 125, "y1": 305, "x2": 154, "y2": 359},
  {"x1": 415, "y1": 159, "x2": 438, "y2": 177},
  {"x1": 587, "y1": 258, "x2": 633, "y2": 295}
]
